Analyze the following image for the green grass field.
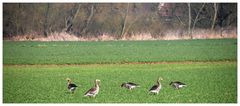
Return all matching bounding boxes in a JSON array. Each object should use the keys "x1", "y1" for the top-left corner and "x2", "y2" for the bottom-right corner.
[
  {"x1": 3, "y1": 62, "x2": 237, "y2": 103},
  {"x1": 3, "y1": 39, "x2": 237, "y2": 64},
  {"x1": 3, "y1": 39, "x2": 237, "y2": 103}
]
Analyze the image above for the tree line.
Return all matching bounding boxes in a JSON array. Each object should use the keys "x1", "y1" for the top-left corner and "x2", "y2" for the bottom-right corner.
[{"x1": 3, "y1": 3, "x2": 237, "y2": 39}]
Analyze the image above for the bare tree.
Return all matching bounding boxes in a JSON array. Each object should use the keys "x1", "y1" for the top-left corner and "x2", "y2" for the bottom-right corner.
[
  {"x1": 122, "y1": 3, "x2": 140, "y2": 37},
  {"x1": 218, "y1": 3, "x2": 234, "y2": 37},
  {"x1": 44, "y1": 3, "x2": 50, "y2": 37},
  {"x1": 81, "y1": 4, "x2": 95, "y2": 35},
  {"x1": 192, "y1": 3, "x2": 205, "y2": 31},
  {"x1": 211, "y1": 3, "x2": 218, "y2": 30},
  {"x1": 120, "y1": 3, "x2": 130, "y2": 38},
  {"x1": 187, "y1": 3, "x2": 192, "y2": 39},
  {"x1": 64, "y1": 4, "x2": 81, "y2": 33},
  {"x1": 15, "y1": 3, "x2": 24, "y2": 35}
]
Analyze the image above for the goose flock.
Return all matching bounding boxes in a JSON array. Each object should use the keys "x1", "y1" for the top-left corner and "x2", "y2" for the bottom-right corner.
[{"x1": 66, "y1": 77, "x2": 187, "y2": 98}]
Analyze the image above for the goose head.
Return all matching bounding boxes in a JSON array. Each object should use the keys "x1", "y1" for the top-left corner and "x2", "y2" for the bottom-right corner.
[
  {"x1": 121, "y1": 82, "x2": 126, "y2": 87},
  {"x1": 66, "y1": 78, "x2": 71, "y2": 81},
  {"x1": 158, "y1": 77, "x2": 163, "y2": 81},
  {"x1": 95, "y1": 79, "x2": 100, "y2": 87},
  {"x1": 157, "y1": 77, "x2": 163, "y2": 82},
  {"x1": 66, "y1": 78, "x2": 72, "y2": 84},
  {"x1": 95, "y1": 79, "x2": 100, "y2": 82},
  {"x1": 121, "y1": 82, "x2": 127, "y2": 87},
  {"x1": 157, "y1": 77, "x2": 163, "y2": 85},
  {"x1": 169, "y1": 81, "x2": 173, "y2": 85}
]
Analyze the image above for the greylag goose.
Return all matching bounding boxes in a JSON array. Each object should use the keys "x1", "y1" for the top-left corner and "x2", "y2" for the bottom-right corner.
[
  {"x1": 66, "y1": 78, "x2": 78, "y2": 93},
  {"x1": 149, "y1": 77, "x2": 163, "y2": 95},
  {"x1": 84, "y1": 79, "x2": 100, "y2": 98},
  {"x1": 169, "y1": 81, "x2": 187, "y2": 89},
  {"x1": 121, "y1": 82, "x2": 140, "y2": 90}
]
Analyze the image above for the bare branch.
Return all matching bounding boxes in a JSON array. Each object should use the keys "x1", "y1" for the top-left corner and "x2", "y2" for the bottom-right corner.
[{"x1": 192, "y1": 3, "x2": 206, "y2": 31}]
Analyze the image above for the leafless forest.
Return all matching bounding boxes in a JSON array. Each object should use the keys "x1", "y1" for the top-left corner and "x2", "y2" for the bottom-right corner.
[{"x1": 3, "y1": 3, "x2": 237, "y2": 41}]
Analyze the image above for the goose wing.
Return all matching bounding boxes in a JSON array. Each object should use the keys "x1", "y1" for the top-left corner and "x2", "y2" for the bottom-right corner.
[
  {"x1": 68, "y1": 84, "x2": 77, "y2": 89},
  {"x1": 127, "y1": 82, "x2": 139, "y2": 86},
  {"x1": 84, "y1": 87, "x2": 97, "y2": 95},
  {"x1": 69, "y1": 84, "x2": 78, "y2": 87},
  {"x1": 175, "y1": 81, "x2": 186, "y2": 85},
  {"x1": 149, "y1": 85, "x2": 159, "y2": 91}
]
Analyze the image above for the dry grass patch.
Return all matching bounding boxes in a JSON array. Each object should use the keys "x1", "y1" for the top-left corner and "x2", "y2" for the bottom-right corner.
[{"x1": 8, "y1": 28, "x2": 237, "y2": 41}]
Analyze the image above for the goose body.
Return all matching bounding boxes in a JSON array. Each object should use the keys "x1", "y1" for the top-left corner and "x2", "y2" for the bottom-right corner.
[
  {"x1": 84, "y1": 79, "x2": 100, "y2": 97},
  {"x1": 68, "y1": 83, "x2": 78, "y2": 92},
  {"x1": 169, "y1": 81, "x2": 186, "y2": 89},
  {"x1": 121, "y1": 82, "x2": 140, "y2": 90},
  {"x1": 149, "y1": 84, "x2": 162, "y2": 94},
  {"x1": 66, "y1": 78, "x2": 78, "y2": 93},
  {"x1": 149, "y1": 77, "x2": 163, "y2": 95}
]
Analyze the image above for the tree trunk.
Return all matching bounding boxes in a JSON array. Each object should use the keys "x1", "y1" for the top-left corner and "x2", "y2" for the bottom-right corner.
[
  {"x1": 64, "y1": 4, "x2": 81, "y2": 33},
  {"x1": 188, "y1": 3, "x2": 192, "y2": 39},
  {"x1": 124, "y1": 17, "x2": 138, "y2": 37},
  {"x1": 192, "y1": 3, "x2": 205, "y2": 31},
  {"x1": 81, "y1": 4, "x2": 94, "y2": 35},
  {"x1": 211, "y1": 3, "x2": 218, "y2": 30},
  {"x1": 44, "y1": 3, "x2": 50, "y2": 37},
  {"x1": 120, "y1": 3, "x2": 130, "y2": 38},
  {"x1": 15, "y1": 3, "x2": 24, "y2": 35}
]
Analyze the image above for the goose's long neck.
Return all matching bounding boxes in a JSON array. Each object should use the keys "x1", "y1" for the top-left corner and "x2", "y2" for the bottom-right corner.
[
  {"x1": 67, "y1": 80, "x2": 72, "y2": 85},
  {"x1": 157, "y1": 80, "x2": 161, "y2": 85},
  {"x1": 95, "y1": 81, "x2": 99, "y2": 88}
]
